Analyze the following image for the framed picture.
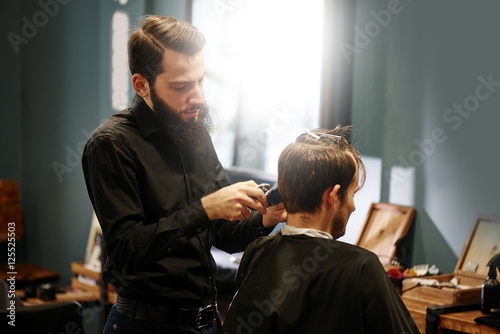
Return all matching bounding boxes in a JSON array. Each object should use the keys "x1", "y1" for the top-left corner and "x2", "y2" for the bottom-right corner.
[
  {"x1": 84, "y1": 212, "x2": 103, "y2": 272},
  {"x1": 456, "y1": 214, "x2": 500, "y2": 278},
  {"x1": 355, "y1": 202, "x2": 416, "y2": 266}
]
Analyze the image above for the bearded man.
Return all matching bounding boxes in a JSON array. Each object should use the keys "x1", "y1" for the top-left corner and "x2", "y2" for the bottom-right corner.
[{"x1": 82, "y1": 15, "x2": 285, "y2": 334}]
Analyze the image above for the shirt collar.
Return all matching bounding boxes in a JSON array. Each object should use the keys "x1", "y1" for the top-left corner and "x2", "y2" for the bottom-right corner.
[
  {"x1": 131, "y1": 94, "x2": 163, "y2": 138},
  {"x1": 281, "y1": 224, "x2": 333, "y2": 240}
]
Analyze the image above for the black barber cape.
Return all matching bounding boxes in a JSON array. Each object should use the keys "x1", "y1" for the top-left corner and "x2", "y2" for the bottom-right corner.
[{"x1": 223, "y1": 232, "x2": 420, "y2": 334}]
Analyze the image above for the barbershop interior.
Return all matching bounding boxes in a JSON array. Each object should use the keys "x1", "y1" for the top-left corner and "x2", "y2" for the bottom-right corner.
[{"x1": 1, "y1": 0, "x2": 500, "y2": 333}]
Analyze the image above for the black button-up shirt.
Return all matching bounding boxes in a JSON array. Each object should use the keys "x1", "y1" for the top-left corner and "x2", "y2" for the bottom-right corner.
[{"x1": 82, "y1": 95, "x2": 266, "y2": 308}]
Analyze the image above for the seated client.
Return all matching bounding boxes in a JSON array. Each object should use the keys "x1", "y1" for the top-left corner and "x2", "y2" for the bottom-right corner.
[{"x1": 222, "y1": 126, "x2": 419, "y2": 334}]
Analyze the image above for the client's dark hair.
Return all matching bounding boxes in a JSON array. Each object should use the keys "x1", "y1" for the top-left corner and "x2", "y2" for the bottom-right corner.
[{"x1": 278, "y1": 125, "x2": 365, "y2": 214}]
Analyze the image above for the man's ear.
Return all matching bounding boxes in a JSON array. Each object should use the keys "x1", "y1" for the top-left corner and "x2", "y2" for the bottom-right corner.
[
  {"x1": 132, "y1": 73, "x2": 150, "y2": 98},
  {"x1": 325, "y1": 185, "x2": 341, "y2": 208}
]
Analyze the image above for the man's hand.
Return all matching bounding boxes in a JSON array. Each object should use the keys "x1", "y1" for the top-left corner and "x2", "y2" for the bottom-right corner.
[
  {"x1": 201, "y1": 181, "x2": 268, "y2": 221},
  {"x1": 262, "y1": 203, "x2": 287, "y2": 227}
]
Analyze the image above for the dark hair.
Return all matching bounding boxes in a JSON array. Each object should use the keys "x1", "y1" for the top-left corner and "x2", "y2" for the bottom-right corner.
[
  {"x1": 128, "y1": 15, "x2": 206, "y2": 85},
  {"x1": 277, "y1": 126, "x2": 365, "y2": 214}
]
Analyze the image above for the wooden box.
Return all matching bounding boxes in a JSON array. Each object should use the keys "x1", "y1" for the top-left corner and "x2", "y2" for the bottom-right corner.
[
  {"x1": 71, "y1": 262, "x2": 101, "y2": 300},
  {"x1": 402, "y1": 214, "x2": 500, "y2": 305},
  {"x1": 0, "y1": 179, "x2": 24, "y2": 241},
  {"x1": 356, "y1": 202, "x2": 416, "y2": 267},
  {"x1": 71, "y1": 262, "x2": 117, "y2": 304}
]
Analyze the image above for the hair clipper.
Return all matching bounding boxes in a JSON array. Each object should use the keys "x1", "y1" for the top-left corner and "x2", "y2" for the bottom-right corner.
[{"x1": 257, "y1": 182, "x2": 283, "y2": 206}]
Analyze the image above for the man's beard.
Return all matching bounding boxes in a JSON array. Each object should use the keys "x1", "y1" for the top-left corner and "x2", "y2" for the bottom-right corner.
[
  {"x1": 330, "y1": 203, "x2": 348, "y2": 239},
  {"x1": 150, "y1": 89, "x2": 212, "y2": 149}
]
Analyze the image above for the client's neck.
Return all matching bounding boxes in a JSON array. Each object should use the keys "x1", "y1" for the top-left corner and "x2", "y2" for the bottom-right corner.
[{"x1": 287, "y1": 211, "x2": 331, "y2": 235}]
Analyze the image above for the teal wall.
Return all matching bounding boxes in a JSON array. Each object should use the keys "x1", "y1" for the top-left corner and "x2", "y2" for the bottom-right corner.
[
  {"x1": 0, "y1": 2, "x2": 21, "y2": 180},
  {"x1": 351, "y1": 0, "x2": 500, "y2": 273}
]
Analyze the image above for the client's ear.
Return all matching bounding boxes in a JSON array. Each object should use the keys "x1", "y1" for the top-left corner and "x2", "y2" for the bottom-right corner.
[{"x1": 325, "y1": 185, "x2": 341, "y2": 208}]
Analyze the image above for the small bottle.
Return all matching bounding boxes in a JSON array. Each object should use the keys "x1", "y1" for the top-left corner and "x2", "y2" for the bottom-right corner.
[{"x1": 481, "y1": 258, "x2": 500, "y2": 314}]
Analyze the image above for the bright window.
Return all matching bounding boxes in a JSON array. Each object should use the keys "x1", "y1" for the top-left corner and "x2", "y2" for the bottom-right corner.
[
  {"x1": 111, "y1": 11, "x2": 130, "y2": 111},
  {"x1": 192, "y1": 0, "x2": 324, "y2": 175}
]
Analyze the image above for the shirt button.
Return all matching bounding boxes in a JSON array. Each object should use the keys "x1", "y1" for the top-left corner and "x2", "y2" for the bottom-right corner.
[
  {"x1": 167, "y1": 248, "x2": 172, "y2": 252},
  {"x1": 196, "y1": 228, "x2": 202, "y2": 233}
]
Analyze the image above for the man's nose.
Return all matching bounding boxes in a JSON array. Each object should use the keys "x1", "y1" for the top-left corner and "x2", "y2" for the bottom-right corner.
[{"x1": 188, "y1": 84, "x2": 204, "y2": 105}]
